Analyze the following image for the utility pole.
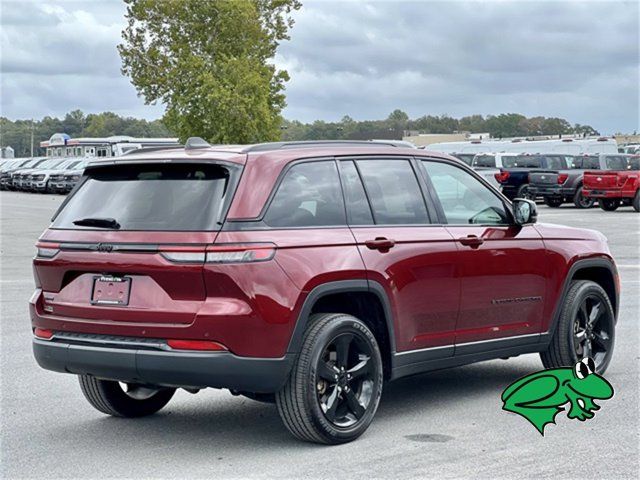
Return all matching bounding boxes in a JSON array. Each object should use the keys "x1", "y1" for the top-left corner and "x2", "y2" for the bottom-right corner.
[{"x1": 30, "y1": 120, "x2": 35, "y2": 157}]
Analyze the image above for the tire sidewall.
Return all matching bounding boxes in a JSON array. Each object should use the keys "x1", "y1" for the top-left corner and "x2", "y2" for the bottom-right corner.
[
  {"x1": 560, "y1": 282, "x2": 615, "y2": 374},
  {"x1": 574, "y1": 186, "x2": 594, "y2": 209},
  {"x1": 305, "y1": 316, "x2": 384, "y2": 443}
]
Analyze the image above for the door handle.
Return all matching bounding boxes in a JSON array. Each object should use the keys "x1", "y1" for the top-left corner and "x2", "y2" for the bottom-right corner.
[
  {"x1": 365, "y1": 237, "x2": 396, "y2": 251},
  {"x1": 458, "y1": 235, "x2": 484, "y2": 248}
]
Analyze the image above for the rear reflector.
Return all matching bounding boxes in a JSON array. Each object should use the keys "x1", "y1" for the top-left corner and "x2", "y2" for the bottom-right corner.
[
  {"x1": 167, "y1": 339, "x2": 227, "y2": 351},
  {"x1": 34, "y1": 328, "x2": 54, "y2": 340}
]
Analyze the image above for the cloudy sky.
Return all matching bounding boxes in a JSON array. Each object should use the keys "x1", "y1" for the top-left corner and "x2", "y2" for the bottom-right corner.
[{"x1": 1, "y1": 0, "x2": 638, "y2": 133}]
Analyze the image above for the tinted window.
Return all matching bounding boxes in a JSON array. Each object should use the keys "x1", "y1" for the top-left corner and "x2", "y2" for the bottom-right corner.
[
  {"x1": 264, "y1": 161, "x2": 345, "y2": 227},
  {"x1": 339, "y1": 161, "x2": 373, "y2": 225},
  {"x1": 605, "y1": 156, "x2": 629, "y2": 170},
  {"x1": 423, "y1": 161, "x2": 510, "y2": 225},
  {"x1": 53, "y1": 163, "x2": 234, "y2": 231},
  {"x1": 472, "y1": 155, "x2": 496, "y2": 167},
  {"x1": 357, "y1": 159, "x2": 429, "y2": 225},
  {"x1": 452, "y1": 153, "x2": 475, "y2": 166},
  {"x1": 502, "y1": 156, "x2": 542, "y2": 168},
  {"x1": 575, "y1": 156, "x2": 600, "y2": 169},
  {"x1": 543, "y1": 155, "x2": 569, "y2": 170},
  {"x1": 629, "y1": 157, "x2": 640, "y2": 170}
]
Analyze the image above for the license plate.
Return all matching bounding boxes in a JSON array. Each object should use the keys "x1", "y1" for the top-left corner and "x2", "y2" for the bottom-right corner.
[{"x1": 91, "y1": 275, "x2": 131, "y2": 306}]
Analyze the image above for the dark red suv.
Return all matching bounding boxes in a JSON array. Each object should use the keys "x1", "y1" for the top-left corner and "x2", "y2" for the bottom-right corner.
[{"x1": 31, "y1": 140, "x2": 619, "y2": 444}]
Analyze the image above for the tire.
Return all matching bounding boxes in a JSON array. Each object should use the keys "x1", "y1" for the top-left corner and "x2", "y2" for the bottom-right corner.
[
  {"x1": 516, "y1": 184, "x2": 534, "y2": 200},
  {"x1": 79, "y1": 375, "x2": 175, "y2": 417},
  {"x1": 543, "y1": 197, "x2": 564, "y2": 208},
  {"x1": 599, "y1": 199, "x2": 620, "y2": 211},
  {"x1": 573, "y1": 186, "x2": 595, "y2": 209},
  {"x1": 276, "y1": 313, "x2": 384, "y2": 444},
  {"x1": 633, "y1": 191, "x2": 639, "y2": 212},
  {"x1": 541, "y1": 280, "x2": 615, "y2": 375}
]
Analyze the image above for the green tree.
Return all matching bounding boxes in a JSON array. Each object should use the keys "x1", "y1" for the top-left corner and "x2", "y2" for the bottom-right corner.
[{"x1": 118, "y1": 0, "x2": 301, "y2": 144}]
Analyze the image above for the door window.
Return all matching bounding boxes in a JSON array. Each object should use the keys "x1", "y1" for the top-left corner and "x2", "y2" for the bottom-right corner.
[
  {"x1": 422, "y1": 160, "x2": 510, "y2": 225},
  {"x1": 264, "y1": 161, "x2": 345, "y2": 227},
  {"x1": 356, "y1": 159, "x2": 429, "y2": 225}
]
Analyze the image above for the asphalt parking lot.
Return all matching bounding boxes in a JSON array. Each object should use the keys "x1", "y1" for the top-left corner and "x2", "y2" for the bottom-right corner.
[{"x1": 1, "y1": 191, "x2": 638, "y2": 479}]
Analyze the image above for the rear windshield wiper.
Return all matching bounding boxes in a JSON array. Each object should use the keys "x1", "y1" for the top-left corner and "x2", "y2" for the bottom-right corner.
[{"x1": 73, "y1": 217, "x2": 121, "y2": 229}]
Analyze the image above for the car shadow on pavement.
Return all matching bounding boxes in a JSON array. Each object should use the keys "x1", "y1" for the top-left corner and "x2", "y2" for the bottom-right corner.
[{"x1": 51, "y1": 360, "x2": 537, "y2": 452}]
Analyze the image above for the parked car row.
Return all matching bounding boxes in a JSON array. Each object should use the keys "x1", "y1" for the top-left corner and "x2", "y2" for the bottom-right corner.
[
  {"x1": 449, "y1": 152, "x2": 639, "y2": 212},
  {"x1": 0, "y1": 157, "x2": 90, "y2": 194}
]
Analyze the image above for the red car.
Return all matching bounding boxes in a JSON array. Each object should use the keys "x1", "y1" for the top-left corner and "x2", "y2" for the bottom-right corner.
[
  {"x1": 31, "y1": 140, "x2": 619, "y2": 444},
  {"x1": 583, "y1": 155, "x2": 640, "y2": 212}
]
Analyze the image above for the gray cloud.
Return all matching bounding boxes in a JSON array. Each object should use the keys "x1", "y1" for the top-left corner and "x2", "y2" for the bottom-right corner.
[{"x1": 1, "y1": 0, "x2": 638, "y2": 133}]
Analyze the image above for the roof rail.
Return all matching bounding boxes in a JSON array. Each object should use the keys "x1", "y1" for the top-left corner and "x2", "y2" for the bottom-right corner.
[
  {"x1": 120, "y1": 144, "x2": 184, "y2": 156},
  {"x1": 243, "y1": 139, "x2": 414, "y2": 153}
]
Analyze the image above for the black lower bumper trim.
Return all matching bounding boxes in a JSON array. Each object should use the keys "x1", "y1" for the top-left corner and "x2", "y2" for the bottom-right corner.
[{"x1": 33, "y1": 339, "x2": 294, "y2": 393}]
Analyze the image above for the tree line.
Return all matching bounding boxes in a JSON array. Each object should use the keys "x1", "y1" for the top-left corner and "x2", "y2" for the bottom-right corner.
[
  {"x1": 281, "y1": 110, "x2": 599, "y2": 142},
  {"x1": 1, "y1": 109, "x2": 599, "y2": 157}
]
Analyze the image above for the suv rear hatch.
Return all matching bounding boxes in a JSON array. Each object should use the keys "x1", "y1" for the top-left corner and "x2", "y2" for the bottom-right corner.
[{"x1": 33, "y1": 159, "x2": 243, "y2": 328}]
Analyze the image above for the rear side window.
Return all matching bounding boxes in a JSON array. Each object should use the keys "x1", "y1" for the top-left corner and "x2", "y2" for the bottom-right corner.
[
  {"x1": 339, "y1": 161, "x2": 373, "y2": 225},
  {"x1": 264, "y1": 161, "x2": 345, "y2": 227},
  {"x1": 356, "y1": 159, "x2": 429, "y2": 225},
  {"x1": 52, "y1": 163, "x2": 235, "y2": 231}
]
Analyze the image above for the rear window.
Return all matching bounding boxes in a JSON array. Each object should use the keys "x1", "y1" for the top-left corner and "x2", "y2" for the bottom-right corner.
[
  {"x1": 452, "y1": 153, "x2": 475, "y2": 166},
  {"x1": 52, "y1": 163, "x2": 236, "y2": 231},
  {"x1": 604, "y1": 156, "x2": 629, "y2": 170},
  {"x1": 502, "y1": 156, "x2": 542, "y2": 168},
  {"x1": 472, "y1": 155, "x2": 496, "y2": 168}
]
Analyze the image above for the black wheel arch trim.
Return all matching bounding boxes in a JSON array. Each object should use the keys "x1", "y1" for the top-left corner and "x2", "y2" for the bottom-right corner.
[
  {"x1": 540, "y1": 257, "x2": 619, "y2": 346},
  {"x1": 285, "y1": 279, "x2": 397, "y2": 356}
]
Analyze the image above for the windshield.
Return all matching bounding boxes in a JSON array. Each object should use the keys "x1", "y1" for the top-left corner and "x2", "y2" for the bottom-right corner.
[
  {"x1": 52, "y1": 163, "x2": 238, "y2": 231},
  {"x1": 472, "y1": 155, "x2": 496, "y2": 167},
  {"x1": 604, "y1": 156, "x2": 629, "y2": 170}
]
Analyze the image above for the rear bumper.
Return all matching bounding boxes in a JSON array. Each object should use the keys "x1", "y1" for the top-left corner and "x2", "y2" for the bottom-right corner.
[
  {"x1": 33, "y1": 336, "x2": 294, "y2": 393},
  {"x1": 529, "y1": 185, "x2": 574, "y2": 197},
  {"x1": 583, "y1": 189, "x2": 632, "y2": 199}
]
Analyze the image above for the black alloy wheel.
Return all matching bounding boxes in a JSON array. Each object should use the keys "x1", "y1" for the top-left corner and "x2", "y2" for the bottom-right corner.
[
  {"x1": 570, "y1": 294, "x2": 614, "y2": 372},
  {"x1": 276, "y1": 313, "x2": 383, "y2": 444},
  {"x1": 315, "y1": 332, "x2": 376, "y2": 427}
]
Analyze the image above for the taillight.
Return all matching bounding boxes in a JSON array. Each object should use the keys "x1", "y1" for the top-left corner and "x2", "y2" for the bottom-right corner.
[
  {"x1": 160, "y1": 243, "x2": 276, "y2": 264},
  {"x1": 159, "y1": 245, "x2": 206, "y2": 263},
  {"x1": 35, "y1": 242, "x2": 60, "y2": 258},
  {"x1": 167, "y1": 339, "x2": 227, "y2": 351},
  {"x1": 34, "y1": 328, "x2": 54, "y2": 340},
  {"x1": 557, "y1": 173, "x2": 569, "y2": 184},
  {"x1": 205, "y1": 243, "x2": 276, "y2": 263},
  {"x1": 494, "y1": 171, "x2": 510, "y2": 183}
]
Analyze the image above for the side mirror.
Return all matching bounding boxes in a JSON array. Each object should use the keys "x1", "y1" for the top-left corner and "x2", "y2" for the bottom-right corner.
[{"x1": 513, "y1": 198, "x2": 537, "y2": 225}]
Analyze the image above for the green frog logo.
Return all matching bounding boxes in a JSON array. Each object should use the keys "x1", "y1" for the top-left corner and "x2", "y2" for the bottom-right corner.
[{"x1": 501, "y1": 358, "x2": 614, "y2": 435}]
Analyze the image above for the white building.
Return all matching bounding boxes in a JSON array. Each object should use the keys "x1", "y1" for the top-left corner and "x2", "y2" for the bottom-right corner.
[{"x1": 41, "y1": 133, "x2": 180, "y2": 158}]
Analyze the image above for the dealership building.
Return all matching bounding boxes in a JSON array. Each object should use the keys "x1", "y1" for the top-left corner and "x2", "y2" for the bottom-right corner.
[{"x1": 40, "y1": 133, "x2": 180, "y2": 158}]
